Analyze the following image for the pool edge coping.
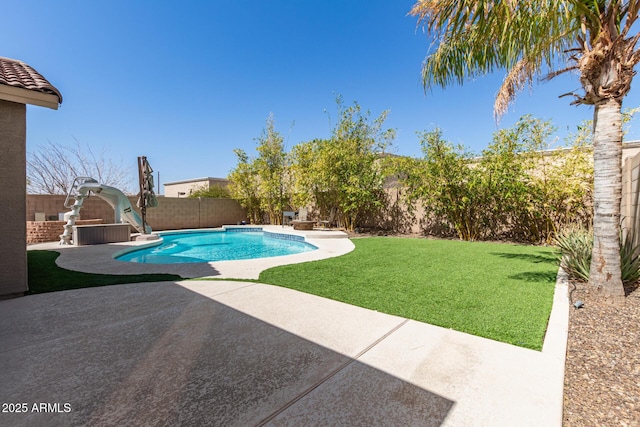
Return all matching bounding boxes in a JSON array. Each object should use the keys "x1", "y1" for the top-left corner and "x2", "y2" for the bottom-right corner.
[
  {"x1": 27, "y1": 225, "x2": 355, "y2": 280},
  {"x1": 114, "y1": 226, "x2": 323, "y2": 263}
]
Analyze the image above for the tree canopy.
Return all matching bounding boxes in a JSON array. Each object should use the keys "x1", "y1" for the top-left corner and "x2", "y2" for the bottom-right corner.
[
  {"x1": 227, "y1": 98, "x2": 395, "y2": 230},
  {"x1": 411, "y1": 0, "x2": 640, "y2": 113}
]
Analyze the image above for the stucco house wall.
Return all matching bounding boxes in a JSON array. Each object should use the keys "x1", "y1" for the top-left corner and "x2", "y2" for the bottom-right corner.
[
  {"x1": 0, "y1": 56, "x2": 62, "y2": 298},
  {"x1": 0, "y1": 100, "x2": 27, "y2": 297},
  {"x1": 164, "y1": 177, "x2": 229, "y2": 198}
]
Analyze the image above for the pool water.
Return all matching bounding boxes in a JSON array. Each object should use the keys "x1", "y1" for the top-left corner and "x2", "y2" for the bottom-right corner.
[{"x1": 116, "y1": 231, "x2": 317, "y2": 264}]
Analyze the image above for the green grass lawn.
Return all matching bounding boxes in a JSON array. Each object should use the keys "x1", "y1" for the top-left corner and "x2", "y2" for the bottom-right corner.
[
  {"x1": 258, "y1": 237, "x2": 559, "y2": 350},
  {"x1": 27, "y1": 250, "x2": 184, "y2": 294}
]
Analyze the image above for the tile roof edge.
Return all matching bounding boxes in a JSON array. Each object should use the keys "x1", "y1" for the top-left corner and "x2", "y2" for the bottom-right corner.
[{"x1": 0, "y1": 56, "x2": 62, "y2": 104}]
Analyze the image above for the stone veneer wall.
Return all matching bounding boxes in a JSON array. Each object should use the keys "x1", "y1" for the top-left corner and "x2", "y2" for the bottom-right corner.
[
  {"x1": 26, "y1": 195, "x2": 248, "y2": 242},
  {"x1": 27, "y1": 219, "x2": 104, "y2": 244}
]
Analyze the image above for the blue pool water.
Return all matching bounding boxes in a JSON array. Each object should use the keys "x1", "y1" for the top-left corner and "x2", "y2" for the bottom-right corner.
[{"x1": 116, "y1": 230, "x2": 317, "y2": 264}]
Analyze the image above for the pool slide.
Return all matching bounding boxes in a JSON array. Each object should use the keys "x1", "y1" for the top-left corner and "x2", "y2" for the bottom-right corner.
[{"x1": 60, "y1": 177, "x2": 150, "y2": 244}]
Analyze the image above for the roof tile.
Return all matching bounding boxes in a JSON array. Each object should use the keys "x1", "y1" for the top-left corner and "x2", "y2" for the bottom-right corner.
[{"x1": 0, "y1": 57, "x2": 62, "y2": 104}]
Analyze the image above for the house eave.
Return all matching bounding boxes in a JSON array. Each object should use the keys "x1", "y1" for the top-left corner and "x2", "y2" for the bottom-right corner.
[{"x1": 0, "y1": 84, "x2": 59, "y2": 109}]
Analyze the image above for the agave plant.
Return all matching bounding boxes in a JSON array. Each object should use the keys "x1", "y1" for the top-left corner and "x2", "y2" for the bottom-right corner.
[
  {"x1": 620, "y1": 229, "x2": 640, "y2": 285},
  {"x1": 554, "y1": 226, "x2": 640, "y2": 285},
  {"x1": 554, "y1": 227, "x2": 592, "y2": 282}
]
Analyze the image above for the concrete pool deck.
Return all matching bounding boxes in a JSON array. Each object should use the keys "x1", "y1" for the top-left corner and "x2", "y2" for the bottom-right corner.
[{"x1": 5, "y1": 229, "x2": 569, "y2": 426}]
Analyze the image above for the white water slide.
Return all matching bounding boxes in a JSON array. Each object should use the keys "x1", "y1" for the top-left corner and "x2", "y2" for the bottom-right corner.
[{"x1": 60, "y1": 177, "x2": 151, "y2": 245}]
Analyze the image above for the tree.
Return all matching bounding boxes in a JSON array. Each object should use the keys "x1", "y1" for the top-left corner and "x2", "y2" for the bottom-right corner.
[
  {"x1": 227, "y1": 115, "x2": 289, "y2": 225},
  {"x1": 415, "y1": 129, "x2": 483, "y2": 240},
  {"x1": 480, "y1": 115, "x2": 558, "y2": 242},
  {"x1": 254, "y1": 114, "x2": 288, "y2": 225},
  {"x1": 227, "y1": 149, "x2": 263, "y2": 224},
  {"x1": 288, "y1": 138, "x2": 319, "y2": 209},
  {"x1": 27, "y1": 140, "x2": 133, "y2": 194},
  {"x1": 410, "y1": 0, "x2": 640, "y2": 304},
  {"x1": 330, "y1": 98, "x2": 396, "y2": 230},
  {"x1": 392, "y1": 117, "x2": 594, "y2": 243},
  {"x1": 289, "y1": 97, "x2": 395, "y2": 230}
]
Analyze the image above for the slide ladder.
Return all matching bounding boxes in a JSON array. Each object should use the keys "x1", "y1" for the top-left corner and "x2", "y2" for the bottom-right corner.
[{"x1": 60, "y1": 177, "x2": 150, "y2": 245}]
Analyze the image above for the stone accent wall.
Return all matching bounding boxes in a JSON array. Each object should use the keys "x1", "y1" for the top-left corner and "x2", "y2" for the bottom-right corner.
[
  {"x1": 0, "y1": 100, "x2": 27, "y2": 298},
  {"x1": 27, "y1": 219, "x2": 104, "y2": 244},
  {"x1": 26, "y1": 195, "x2": 248, "y2": 234}
]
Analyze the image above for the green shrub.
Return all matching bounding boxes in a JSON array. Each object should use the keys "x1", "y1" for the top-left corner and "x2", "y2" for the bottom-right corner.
[
  {"x1": 393, "y1": 116, "x2": 593, "y2": 243},
  {"x1": 554, "y1": 226, "x2": 640, "y2": 284},
  {"x1": 554, "y1": 227, "x2": 592, "y2": 282},
  {"x1": 188, "y1": 185, "x2": 230, "y2": 198}
]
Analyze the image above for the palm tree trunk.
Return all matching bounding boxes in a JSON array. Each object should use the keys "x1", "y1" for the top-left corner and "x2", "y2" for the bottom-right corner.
[{"x1": 588, "y1": 97, "x2": 626, "y2": 305}]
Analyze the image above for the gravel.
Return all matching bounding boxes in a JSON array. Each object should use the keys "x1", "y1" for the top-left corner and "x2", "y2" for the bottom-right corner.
[{"x1": 563, "y1": 281, "x2": 640, "y2": 426}]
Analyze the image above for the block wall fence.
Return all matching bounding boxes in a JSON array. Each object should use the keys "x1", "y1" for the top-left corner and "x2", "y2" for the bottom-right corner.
[
  {"x1": 371, "y1": 149, "x2": 640, "y2": 238},
  {"x1": 26, "y1": 195, "x2": 248, "y2": 243},
  {"x1": 622, "y1": 150, "x2": 640, "y2": 244},
  {"x1": 24, "y1": 146, "x2": 640, "y2": 244},
  {"x1": 28, "y1": 219, "x2": 103, "y2": 244}
]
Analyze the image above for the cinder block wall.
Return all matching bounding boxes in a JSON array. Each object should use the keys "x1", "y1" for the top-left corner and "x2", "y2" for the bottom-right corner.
[
  {"x1": 144, "y1": 197, "x2": 201, "y2": 230},
  {"x1": 27, "y1": 219, "x2": 104, "y2": 244},
  {"x1": 622, "y1": 151, "x2": 640, "y2": 244},
  {"x1": 27, "y1": 195, "x2": 248, "y2": 239},
  {"x1": 0, "y1": 100, "x2": 27, "y2": 297},
  {"x1": 200, "y1": 198, "x2": 249, "y2": 228},
  {"x1": 27, "y1": 195, "x2": 116, "y2": 222}
]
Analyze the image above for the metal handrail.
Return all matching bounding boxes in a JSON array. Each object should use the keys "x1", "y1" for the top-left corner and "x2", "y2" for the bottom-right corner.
[{"x1": 63, "y1": 177, "x2": 95, "y2": 208}]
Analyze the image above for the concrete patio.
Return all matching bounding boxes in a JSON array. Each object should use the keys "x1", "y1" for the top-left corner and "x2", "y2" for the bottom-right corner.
[{"x1": 0, "y1": 271, "x2": 568, "y2": 426}]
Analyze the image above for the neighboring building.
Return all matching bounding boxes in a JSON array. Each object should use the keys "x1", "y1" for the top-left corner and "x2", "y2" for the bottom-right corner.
[
  {"x1": 164, "y1": 177, "x2": 230, "y2": 198},
  {"x1": 0, "y1": 57, "x2": 62, "y2": 298}
]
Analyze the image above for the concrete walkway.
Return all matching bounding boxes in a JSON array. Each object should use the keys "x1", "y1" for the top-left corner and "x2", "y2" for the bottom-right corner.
[{"x1": 1, "y1": 274, "x2": 568, "y2": 426}]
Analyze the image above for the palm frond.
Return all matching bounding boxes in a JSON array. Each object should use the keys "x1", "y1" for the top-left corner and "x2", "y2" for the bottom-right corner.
[
  {"x1": 621, "y1": 0, "x2": 640, "y2": 37},
  {"x1": 495, "y1": 59, "x2": 537, "y2": 118},
  {"x1": 411, "y1": 0, "x2": 579, "y2": 116},
  {"x1": 543, "y1": 64, "x2": 581, "y2": 81}
]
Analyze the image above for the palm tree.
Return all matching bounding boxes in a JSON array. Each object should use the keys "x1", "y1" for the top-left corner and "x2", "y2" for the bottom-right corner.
[{"x1": 410, "y1": 0, "x2": 640, "y2": 305}]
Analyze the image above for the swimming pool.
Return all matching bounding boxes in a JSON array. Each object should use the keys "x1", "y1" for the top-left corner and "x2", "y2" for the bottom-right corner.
[{"x1": 116, "y1": 230, "x2": 318, "y2": 264}]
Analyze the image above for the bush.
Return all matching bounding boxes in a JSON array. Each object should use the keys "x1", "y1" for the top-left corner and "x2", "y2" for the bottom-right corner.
[
  {"x1": 188, "y1": 185, "x2": 230, "y2": 198},
  {"x1": 554, "y1": 226, "x2": 640, "y2": 284},
  {"x1": 393, "y1": 116, "x2": 593, "y2": 243},
  {"x1": 553, "y1": 227, "x2": 592, "y2": 282}
]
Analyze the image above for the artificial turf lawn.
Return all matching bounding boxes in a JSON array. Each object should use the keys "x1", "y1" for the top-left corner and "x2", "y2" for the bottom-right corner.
[
  {"x1": 27, "y1": 250, "x2": 184, "y2": 294},
  {"x1": 258, "y1": 237, "x2": 559, "y2": 350}
]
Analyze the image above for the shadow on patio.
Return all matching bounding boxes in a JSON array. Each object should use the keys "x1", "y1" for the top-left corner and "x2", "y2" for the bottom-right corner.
[{"x1": 0, "y1": 281, "x2": 454, "y2": 426}]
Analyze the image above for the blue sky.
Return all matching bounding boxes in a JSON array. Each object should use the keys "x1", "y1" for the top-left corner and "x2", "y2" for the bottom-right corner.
[{"x1": 4, "y1": 0, "x2": 640, "y2": 193}]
